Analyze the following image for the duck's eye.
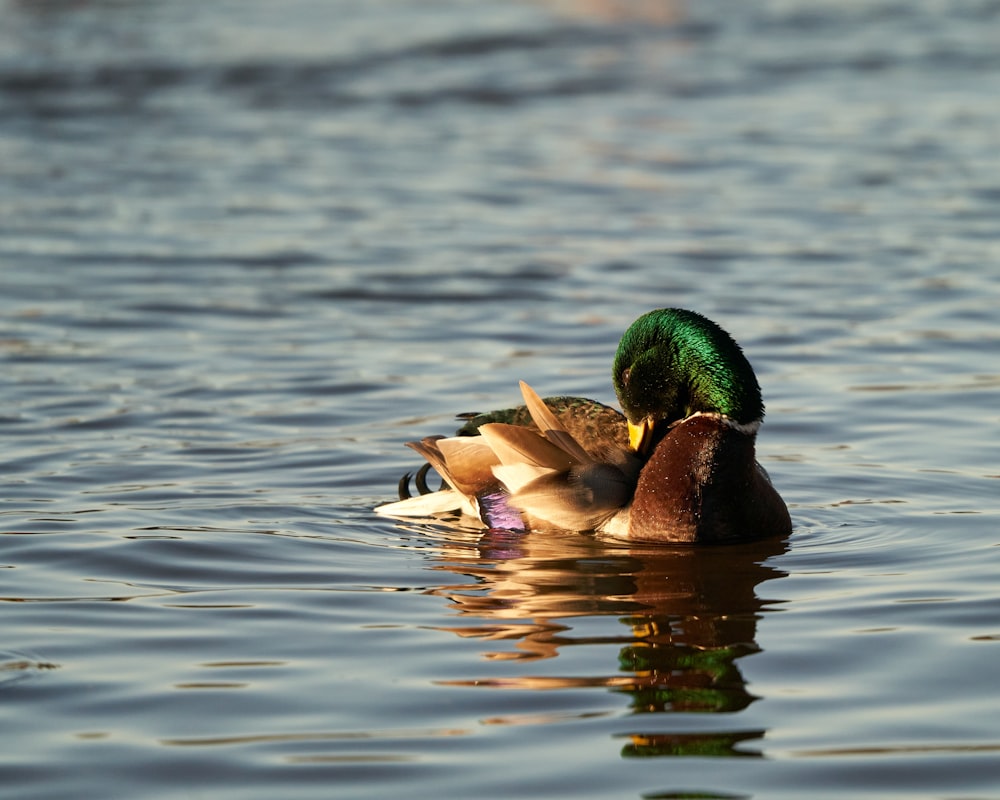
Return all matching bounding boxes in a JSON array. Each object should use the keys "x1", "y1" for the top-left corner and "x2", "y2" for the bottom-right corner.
[{"x1": 621, "y1": 368, "x2": 631, "y2": 386}]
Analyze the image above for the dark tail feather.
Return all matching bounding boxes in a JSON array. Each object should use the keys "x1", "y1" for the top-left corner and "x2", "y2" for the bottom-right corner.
[{"x1": 397, "y1": 463, "x2": 448, "y2": 500}]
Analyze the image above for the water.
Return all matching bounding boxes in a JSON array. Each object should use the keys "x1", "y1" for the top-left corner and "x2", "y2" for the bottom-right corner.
[{"x1": 2, "y1": 1, "x2": 1000, "y2": 797}]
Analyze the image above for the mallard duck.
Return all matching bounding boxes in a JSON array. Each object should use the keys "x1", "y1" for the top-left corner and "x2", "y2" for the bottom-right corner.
[{"x1": 376, "y1": 308, "x2": 791, "y2": 544}]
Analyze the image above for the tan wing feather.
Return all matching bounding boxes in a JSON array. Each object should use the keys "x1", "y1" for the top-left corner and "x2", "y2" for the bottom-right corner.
[
  {"x1": 519, "y1": 381, "x2": 594, "y2": 465},
  {"x1": 435, "y1": 436, "x2": 501, "y2": 493},
  {"x1": 478, "y1": 423, "x2": 575, "y2": 471},
  {"x1": 407, "y1": 435, "x2": 499, "y2": 497}
]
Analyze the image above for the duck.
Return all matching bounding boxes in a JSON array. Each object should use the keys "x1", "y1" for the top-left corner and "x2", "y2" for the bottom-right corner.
[{"x1": 376, "y1": 308, "x2": 791, "y2": 544}]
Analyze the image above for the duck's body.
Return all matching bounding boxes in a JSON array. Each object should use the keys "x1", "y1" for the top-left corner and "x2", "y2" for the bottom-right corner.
[{"x1": 376, "y1": 309, "x2": 791, "y2": 544}]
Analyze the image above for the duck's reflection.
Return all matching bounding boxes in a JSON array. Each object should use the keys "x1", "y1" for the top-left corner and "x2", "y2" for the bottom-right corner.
[{"x1": 424, "y1": 529, "x2": 788, "y2": 757}]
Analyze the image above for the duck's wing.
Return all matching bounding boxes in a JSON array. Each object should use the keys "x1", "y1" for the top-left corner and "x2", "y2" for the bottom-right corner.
[
  {"x1": 480, "y1": 381, "x2": 641, "y2": 532},
  {"x1": 378, "y1": 383, "x2": 636, "y2": 533},
  {"x1": 518, "y1": 381, "x2": 595, "y2": 465}
]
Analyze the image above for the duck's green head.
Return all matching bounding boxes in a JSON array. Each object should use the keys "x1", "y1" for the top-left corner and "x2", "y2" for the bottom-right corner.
[{"x1": 612, "y1": 308, "x2": 764, "y2": 454}]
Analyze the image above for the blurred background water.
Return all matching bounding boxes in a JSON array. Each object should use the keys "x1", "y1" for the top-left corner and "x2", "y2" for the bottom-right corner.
[{"x1": 2, "y1": 1, "x2": 999, "y2": 798}]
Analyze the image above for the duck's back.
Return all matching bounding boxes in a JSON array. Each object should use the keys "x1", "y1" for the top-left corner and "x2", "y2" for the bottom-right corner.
[{"x1": 457, "y1": 396, "x2": 628, "y2": 457}]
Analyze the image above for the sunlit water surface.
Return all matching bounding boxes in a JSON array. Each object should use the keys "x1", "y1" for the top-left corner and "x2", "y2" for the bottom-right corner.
[{"x1": 2, "y1": 1, "x2": 999, "y2": 798}]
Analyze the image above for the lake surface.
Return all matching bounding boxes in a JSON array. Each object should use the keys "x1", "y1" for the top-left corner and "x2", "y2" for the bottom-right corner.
[{"x1": 2, "y1": 1, "x2": 1000, "y2": 798}]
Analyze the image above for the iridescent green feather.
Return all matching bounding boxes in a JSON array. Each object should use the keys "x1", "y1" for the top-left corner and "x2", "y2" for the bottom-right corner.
[{"x1": 612, "y1": 308, "x2": 764, "y2": 426}]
